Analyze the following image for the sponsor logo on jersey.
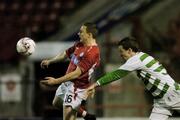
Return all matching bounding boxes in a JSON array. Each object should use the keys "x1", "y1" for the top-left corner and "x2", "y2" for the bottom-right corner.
[
  {"x1": 71, "y1": 54, "x2": 79, "y2": 65},
  {"x1": 79, "y1": 52, "x2": 84, "y2": 57}
]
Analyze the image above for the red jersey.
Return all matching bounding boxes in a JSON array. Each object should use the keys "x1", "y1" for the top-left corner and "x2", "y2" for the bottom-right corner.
[{"x1": 66, "y1": 42, "x2": 100, "y2": 89}]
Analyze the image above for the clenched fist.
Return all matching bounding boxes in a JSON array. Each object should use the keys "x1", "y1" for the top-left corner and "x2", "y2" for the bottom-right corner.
[{"x1": 40, "y1": 60, "x2": 51, "y2": 69}]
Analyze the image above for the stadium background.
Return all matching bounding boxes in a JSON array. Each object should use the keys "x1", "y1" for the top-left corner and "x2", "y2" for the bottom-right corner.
[{"x1": 0, "y1": 0, "x2": 180, "y2": 119}]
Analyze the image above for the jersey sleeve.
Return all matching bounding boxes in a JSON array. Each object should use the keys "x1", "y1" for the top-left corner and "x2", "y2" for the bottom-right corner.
[
  {"x1": 77, "y1": 48, "x2": 100, "y2": 74},
  {"x1": 96, "y1": 69, "x2": 130, "y2": 86},
  {"x1": 96, "y1": 55, "x2": 143, "y2": 86}
]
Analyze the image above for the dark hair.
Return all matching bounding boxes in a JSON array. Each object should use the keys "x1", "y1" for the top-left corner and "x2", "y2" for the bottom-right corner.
[
  {"x1": 83, "y1": 22, "x2": 98, "y2": 38},
  {"x1": 118, "y1": 37, "x2": 140, "y2": 52}
]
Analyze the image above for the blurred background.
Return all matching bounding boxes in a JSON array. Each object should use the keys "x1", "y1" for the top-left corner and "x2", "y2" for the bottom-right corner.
[{"x1": 0, "y1": 0, "x2": 180, "y2": 119}]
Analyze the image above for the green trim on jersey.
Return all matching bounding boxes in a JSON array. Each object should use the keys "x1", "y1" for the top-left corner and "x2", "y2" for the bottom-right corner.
[
  {"x1": 97, "y1": 69, "x2": 130, "y2": 86},
  {"x1": 139, "y1": 53, "x2": 166, "y2": 74},
  {"x1": 174, "y1": 83, "x2": 180, "y2": 90},
  {"x1": 146, "y1": 59, "x2": 157, "y2": 68},
  {"x1": 154, "y1": 65, "x2": 164, "y2": 72},
  {"x1": 140, "y1": 53, "x2": 149, "y2": 61}
]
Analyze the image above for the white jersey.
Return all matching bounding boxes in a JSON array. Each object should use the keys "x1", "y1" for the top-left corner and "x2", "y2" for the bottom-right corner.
[
  {"x1": 96, "y1": 51, "x2": 180, "y2": 118},
  {"x1": 119, "y1": 52, "x2": 179, "y2": 99}
]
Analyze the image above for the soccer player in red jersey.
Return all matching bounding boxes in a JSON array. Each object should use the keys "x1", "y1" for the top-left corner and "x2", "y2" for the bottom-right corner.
[{"x1": 40, "y1": 22, "x2": 100, "y2": 120}]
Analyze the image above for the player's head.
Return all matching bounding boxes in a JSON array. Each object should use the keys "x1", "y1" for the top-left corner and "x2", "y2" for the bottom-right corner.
[
  {"x1": 117, "y1": 37, "x2": 140, "y2": 60},
  {"x1": 79, "y1": 22, "x2": 98, "y2": 41}
]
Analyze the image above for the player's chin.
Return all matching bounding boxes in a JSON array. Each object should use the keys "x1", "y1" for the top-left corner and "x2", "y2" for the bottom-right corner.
[
  {"x1": 123, "y1": 57, "x2": 127, "y2": 60},
  {"x1": 120, "y1": 56, "x2": 126, "y2": 60}
]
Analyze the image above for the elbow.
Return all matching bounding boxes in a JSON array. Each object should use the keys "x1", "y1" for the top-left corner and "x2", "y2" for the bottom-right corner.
[
  {"x1": 70, "y1": 66, "x2": 82, "y2": 80},
  {"x1": 72, "y1": 72, "x2": 81, "y2": 79},
  {"x1": 72, "y1": 70, "x2": 81, "y2": 79}
]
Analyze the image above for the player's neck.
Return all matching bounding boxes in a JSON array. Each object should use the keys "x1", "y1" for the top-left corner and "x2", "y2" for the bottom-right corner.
[{"x1": 83, "y1": 38, "x2": 97, "y2": 46}]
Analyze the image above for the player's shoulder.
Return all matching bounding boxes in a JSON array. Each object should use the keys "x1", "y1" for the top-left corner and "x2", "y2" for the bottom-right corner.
[
  {"x1": 85, "y1": 46, "x2": 100, "y2": 61},
  {"x1": 92, "y1": 45, "x2": 99, "y2": 50},
  {"x1": 125, "y1": 52, "x2": 145, "y2": 64},
  {"x1": 74, "y1": 41, "x2": 83, "y2": 47},
  {"x1": 88, "y1": 45, "x2": 100, "y2": 54},
  {"x1": 129, "y1": 52, "x2": 144, "y2": 60},
  {"x1": 138, "y1": 52, "x2": 155, "y2": 62}
]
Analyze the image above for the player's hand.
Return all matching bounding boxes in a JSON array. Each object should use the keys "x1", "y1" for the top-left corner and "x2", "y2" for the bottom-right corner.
[
  {"x1": 39, "y1": 82, "x2": 50, "y2": 90},
  {"x1": 40, "y1": 77, "x2": 57, "y2": 86},
  {"x1": 84, "y1": 83, "x2": 97, "y2": 99},
  {"x1": 41, "y1": 60, "x2": 50, "y2": 69}
]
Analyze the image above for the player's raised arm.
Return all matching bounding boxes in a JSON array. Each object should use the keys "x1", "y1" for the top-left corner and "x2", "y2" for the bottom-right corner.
[{"x1": 41, "y1": 51, "x2": 67, "y2": 69}]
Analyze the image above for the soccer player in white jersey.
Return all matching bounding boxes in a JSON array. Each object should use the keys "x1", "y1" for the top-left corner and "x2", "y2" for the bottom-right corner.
[{"x1": 86, "y1": 37, "x2": 180, "y2": 120}]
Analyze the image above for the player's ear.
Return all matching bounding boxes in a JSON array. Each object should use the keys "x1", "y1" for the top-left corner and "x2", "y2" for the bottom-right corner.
[
  {"x1": 128, "y1": 48, "x2": 133, "y2": 53},
  {"x1": 88, "y1": 33, "x2": 93, "y2": 38}
]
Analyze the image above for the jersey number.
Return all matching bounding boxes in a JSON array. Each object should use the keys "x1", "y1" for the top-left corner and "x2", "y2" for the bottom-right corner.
[{"x1": 65, "y1": 95, "x2": 73, "y2": 103}]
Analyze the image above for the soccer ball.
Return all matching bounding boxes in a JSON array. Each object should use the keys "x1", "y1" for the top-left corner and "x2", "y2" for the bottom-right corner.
[{"x1": 16, "y1": 37, "x2": 36, "y2": 56}]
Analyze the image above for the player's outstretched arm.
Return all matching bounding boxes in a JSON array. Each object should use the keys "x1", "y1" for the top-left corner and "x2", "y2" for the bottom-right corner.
[
  {"x1": 41, "y1": 51, "x2": 67, "y2": 69},
  {"x1": 40, "y1": 66, "x2": 82, "y2": 85},
  {"x1": 85, "y1": 69, "x2": 130, "y2": 99},
  {"x1": 96, "y1": 69, "x2": 130, "y2": 86},
  {"x1": 85, "y1": 82, "x2": 99, "y2": 99}
]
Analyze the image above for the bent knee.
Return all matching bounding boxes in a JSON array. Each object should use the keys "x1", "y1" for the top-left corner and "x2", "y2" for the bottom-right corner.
[
  {"x1": 52, "y1": 96, "x2": 63, "y2": 108},
  {"x1": 52, "y1": 99, "x2": 57, "y2": 107},
  {"x1": 64, "y1": 106, "x2": 76, "y2": 120}
]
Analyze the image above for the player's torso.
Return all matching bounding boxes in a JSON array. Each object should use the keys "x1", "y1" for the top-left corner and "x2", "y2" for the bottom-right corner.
[
  {"x1": 67, "y1": 45, "x2": 100, "y2": 88},
  {"x1": 67, "y1": 45, "x2": 93, "y2": 73},
  {"x1": 136, "y1": 52, "x2": 176, "y2": 98}
]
